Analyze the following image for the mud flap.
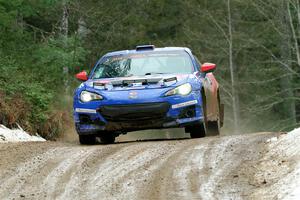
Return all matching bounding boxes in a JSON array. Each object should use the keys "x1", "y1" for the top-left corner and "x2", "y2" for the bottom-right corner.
[{"x1": 220, "y1": 104, "x2": 224, "y2": 127}]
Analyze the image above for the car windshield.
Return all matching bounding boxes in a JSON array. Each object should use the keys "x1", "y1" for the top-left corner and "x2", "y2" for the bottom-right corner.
[{"x1": 91, "y1": 50, "x2": 193, "y2": 79}]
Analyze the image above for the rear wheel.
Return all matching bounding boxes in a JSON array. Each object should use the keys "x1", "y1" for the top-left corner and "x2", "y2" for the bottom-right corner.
[
  {"x1": 79, "y1": 135, "x2": 96, "y2": 145},
  {"x1": 100, "y1": 134, "x2": 115, "y2": 144}
]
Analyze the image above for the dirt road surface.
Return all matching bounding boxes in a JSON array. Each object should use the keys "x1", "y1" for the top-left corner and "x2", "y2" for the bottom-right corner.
[{"x1": 0, "y1": 130, "x2": 299, "y2": 200}]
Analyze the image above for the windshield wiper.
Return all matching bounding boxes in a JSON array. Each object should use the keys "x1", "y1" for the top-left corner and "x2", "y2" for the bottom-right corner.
[
  {"x1": 124, "y1": 74, "x2": 134, "y2": 77},
  {"x1": 144, "y1": 72, "x2": 166, "y2": 75}
]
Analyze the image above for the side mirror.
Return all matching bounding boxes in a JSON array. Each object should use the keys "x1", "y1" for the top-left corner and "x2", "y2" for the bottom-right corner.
[
  {"x1": 201, "y1": 63, "x2": 216, "y2": 73},
  {"x1": 75, "y1": 71, "x2": 88, "y2": 81}
]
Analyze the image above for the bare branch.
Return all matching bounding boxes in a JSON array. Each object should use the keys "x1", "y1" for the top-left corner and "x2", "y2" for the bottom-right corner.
[{"x1": 287, "y1": 0, "x2": 300, "y2": 68}]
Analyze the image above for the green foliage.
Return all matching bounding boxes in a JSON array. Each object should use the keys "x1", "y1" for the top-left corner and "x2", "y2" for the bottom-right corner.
[
  {"x1": 0, "y1": 0, "x2": 87, "y2": 137},
  {"x1": 0, "y1": 54, "x2": 50, "y2": 129},
  {"x1": 31, "y1": 36, "x2": 88, "y2": 87}
]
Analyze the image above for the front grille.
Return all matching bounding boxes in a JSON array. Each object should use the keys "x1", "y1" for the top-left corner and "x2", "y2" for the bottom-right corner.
[
  {"x1": 78, "y1": 114, "x2": 105, "y2": 125},
  {"x1": 79, "y1": 114, "x2": 92, "y2": 124},
  {"x1": 98, "y1": 102, "x2": 170, "y2": 122}
]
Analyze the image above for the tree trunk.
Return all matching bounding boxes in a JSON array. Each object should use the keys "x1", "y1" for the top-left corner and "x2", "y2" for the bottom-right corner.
[
  {"x1": 78, "y1": 18, "x2": 89, "y2": 39},
  {"x1": 279, "y1": 0, "x2": 297, "y2": 127},
  {"x1": 61, "y1": 1, "x2": 69, "y2": 37},
  {"x1": 287, "y1": 0, "x2": 300, "y2": 68},
  {"x1": 61, "y1": 1, "x2": 69, "y2": 94},
  {"x1": 227, "y1": 0, "x2": 240, "y2": 133}
]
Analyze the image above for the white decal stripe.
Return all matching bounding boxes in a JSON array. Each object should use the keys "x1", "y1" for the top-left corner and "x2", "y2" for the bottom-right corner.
[
  {"x1": 75, "y1": 108, "x2": 97, "y2": 114},
  {"x1": 172, "y1": 100, "x2": 198, "y2": 109}
]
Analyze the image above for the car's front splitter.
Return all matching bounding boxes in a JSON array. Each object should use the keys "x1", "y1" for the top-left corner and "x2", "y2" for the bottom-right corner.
[{"x1": 75, "y1": 115, "x2": 203, "y2": 135}]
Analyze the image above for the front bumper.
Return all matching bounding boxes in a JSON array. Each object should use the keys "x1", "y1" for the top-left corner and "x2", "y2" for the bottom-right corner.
[{"x1": 74, "y1": 91, "x2": 203, "y2": 134}]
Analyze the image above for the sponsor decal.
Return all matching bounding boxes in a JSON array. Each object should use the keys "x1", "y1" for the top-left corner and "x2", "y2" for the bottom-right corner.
[
  {"x1": 172, "y1": 100, "x2": 198, "y2": 109},
  {"x1": 94, "y1": 85, "x2": 105, "y2": 90},
  {"x1": 93, "y1": 80, "x2": 113, "y2": 90},
  {"x1": 129, "y1": 91, "x2": 138, "y2": 99},
  {"x1": 75, "y1": 108, "x2": 97, "y2": 114},
  {"x1": 86, "y1": 82, "x2": 93, "y2": 87},
  {"x1": 132, "y1": 82, "x2": 143, "y2": 87},
  {"x1": 79, "y1": 83, "x2": 84, "y2": 88}
]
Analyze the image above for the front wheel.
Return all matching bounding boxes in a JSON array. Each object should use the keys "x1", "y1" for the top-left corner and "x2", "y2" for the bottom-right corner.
[
  {"x1": 79, "y1": 135, "x2": 96, "y2": 145},
  {"x1": 100, "y1": 134, "x2": 115, "y2": 144},
  {"x1": 206, "y1": 121, "x2": 220, "y2": 136},
  {"x1": 189, "y1": 123, "x2": 206, "y2": 138}
]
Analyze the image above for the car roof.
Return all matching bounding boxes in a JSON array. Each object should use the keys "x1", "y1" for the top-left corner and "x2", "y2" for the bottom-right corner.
[{"x1": 104, "y1": 46, "x2": 192, "y2": 57}]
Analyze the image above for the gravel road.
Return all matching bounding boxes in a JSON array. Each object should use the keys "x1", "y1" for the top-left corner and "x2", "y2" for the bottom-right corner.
[{"x1": 0, "y1": 130, "x2": 299, "y2": 200}]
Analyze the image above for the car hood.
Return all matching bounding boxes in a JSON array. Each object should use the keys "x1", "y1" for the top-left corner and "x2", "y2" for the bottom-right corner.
[{"x1": 83, "y1": 74, "x2": 195, "y2": 91}]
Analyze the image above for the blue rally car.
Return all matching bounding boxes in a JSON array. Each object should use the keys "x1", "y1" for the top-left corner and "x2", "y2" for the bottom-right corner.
[{"x1": 74, "y1": 45, "x2": 224, "y2": 144}]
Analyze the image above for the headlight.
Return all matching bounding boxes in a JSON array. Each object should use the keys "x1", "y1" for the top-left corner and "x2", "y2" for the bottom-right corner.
[
  {"x1": 80, "y1": 91, "x2": 103, "y2": 102},
  {"x1": 165, "y1": 83, "x2": 192, "y2": 96}
]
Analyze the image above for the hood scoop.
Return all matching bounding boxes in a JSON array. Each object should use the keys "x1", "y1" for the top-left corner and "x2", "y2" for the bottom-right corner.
[{"x1": 93, "y1": 76, "x2": 177, "y2": 90}]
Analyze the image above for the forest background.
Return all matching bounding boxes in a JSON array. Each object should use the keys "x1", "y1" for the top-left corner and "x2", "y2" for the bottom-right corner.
[{"x1": 0, "y1": 0, "x2": 299, "y2": 138}]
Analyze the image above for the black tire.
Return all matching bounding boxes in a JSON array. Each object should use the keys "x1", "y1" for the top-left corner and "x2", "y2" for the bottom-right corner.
[
  {"x1": 190, "y1": 123, "x2": 206, "y2": 138},
  {"x1": 206, "y1": 121, "x2": 220, "y2": 136},
  {"x1": 79, "y1": 135, "x2": 96, "y2": 145},
  {"x1": 100, "y1": 134, "x2": 115, "y2": 144}
]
